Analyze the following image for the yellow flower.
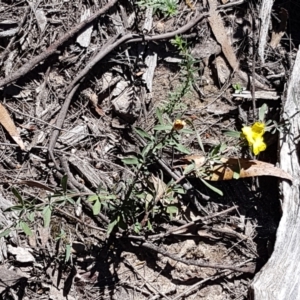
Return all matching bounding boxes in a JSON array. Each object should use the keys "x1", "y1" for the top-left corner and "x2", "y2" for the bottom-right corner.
[
  {"x1": 242, "y1": 122, "x2": 266, "y2": 155},
  {"x1": 173, "y1": 119, "x2": 186, "y2": 131}
]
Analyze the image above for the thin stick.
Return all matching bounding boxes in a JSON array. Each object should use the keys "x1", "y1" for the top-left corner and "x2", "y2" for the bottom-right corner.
[{"x1": 141, "y1": 242, "x2": 255, "y2": 273}]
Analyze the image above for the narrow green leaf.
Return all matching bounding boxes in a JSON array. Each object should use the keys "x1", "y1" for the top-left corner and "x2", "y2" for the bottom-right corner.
[
  {"x1": 183, "y1": 161, "x2": 195, "y2": 175},
  {"x1": 0, "y1": 228, "x2": 11, "y2": 238},
  {"x1": 223, "y1": 130, "x2": 241, "y2": 138},
  {"x1": 174, "y1": 143, "x2": 191, "y2": 154},
  {"x1": 4, "y1": 205, "x2": 23, "y2": 212},
  {"x1": 153, "y1": 124, "x2": 173, "y2": 131},
  {"x1": 153, "y1": 142, "x2": 164, "y2": 152},
  {"x1": 195, "y1": 129, "x2": 205, "y2": 153},
  {"x1": 27, "y1": 212, "x2": 35, "y2": 222},
  {"x1": 65, "y1": 244, "x2": 71, "y2": 263},
  {"x1": 141, "y1": 142, "x2": 154, "y2": 158},
  {"x1": 180, "y1": 128, "x2": 194, "y2": 134},
  {"x1": 200, "y1": 178, "x2": 223, "y2": 196},
  {"x1": 53, "y1": 198, "x2": 66, "y2": 205},
  {"x1": 20, "y1": 221, "x2": 33, "y2": 236},
  {"x1": 156, "y1": 107, "x2": 163, "y2": 124},
  {"x1": 98, "y1": 194, "x2": 116, "y2": 200},
  {"x1": 106, "y1": 218, "x2": 118, "y2": 236},
  {"x1": 172, "y1": 186, "x2": 186, "y2": 194},
  {"x1": 167, "y1": 205, "x2": 178, "y2": 215},
  {"x1": 12, "y1": 188, "x2": 23, "y2": 206},
  {"x1": 122, "y1": 156, "x2": 139, "y2": 165},
  {"x1": 43, "y1": 205, "x2": 52, "y2": 228},
  {"x1": 87, "y1": 194, "x2": 99, "y2": 202},
  {"x1": 65, "y1": 197, "x2": 75, "y2": 205},
  {"x1": 265, "y1": 119, "x2": 272, "y2": 126},
  {"x1": 134, "y1": 222, "x2": 142, "y2": 233},
  {"x1": 233, "y1": 158, "x2": 241, "y2": 179},
  {"x1": 61, "y1": 175, "x2": 68, "y2": 193},
  {"x1": 259, "y1": 103, "x2": 268, "y2": 122},
  {"x1": 147, "y1": 220, "x2": 153, "y2": 231},
  {"x1": 93, "y1": 199, "x2": 101, "y2": 215},
  {"x1": 219, "y1": 143, "x2": 227, "y2": 153},
  {"x1": 210, "y1": 143, "x2": 226, "y2": 156},
  {"x1": 134, "y1": 127, "x2": 152, "y2": 141}
]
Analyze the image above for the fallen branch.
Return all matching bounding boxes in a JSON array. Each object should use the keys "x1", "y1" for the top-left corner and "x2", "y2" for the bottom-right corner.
[
  {"x1": 148, "y1": 206, "x2": 238, "y2": 240},
  {"x1": 140, "y1": 242, "x2": 255, "y2": 273}
]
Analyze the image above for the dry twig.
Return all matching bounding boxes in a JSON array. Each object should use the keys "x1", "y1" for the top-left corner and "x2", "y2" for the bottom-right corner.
[{"x1": 140, "y1": 242, "x2": 255, "y2": 273}]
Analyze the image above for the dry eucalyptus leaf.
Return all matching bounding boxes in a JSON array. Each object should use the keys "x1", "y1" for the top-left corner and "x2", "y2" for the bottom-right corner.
[
  {"x1": 0, "y1": 103, "x2": 25, "y2": 150},
  {"x1": 208, "y1": 0, "x2": 239, "y2": 70},
  {"x1": 20, "y1": 180, "x2": 56, "y2": 193},
  {"x1": 181, "y1": 155, "x2": 293, "y2": 181},
  {"x1": 151, "y1": 174, "x2": 167, "y2": 202}
]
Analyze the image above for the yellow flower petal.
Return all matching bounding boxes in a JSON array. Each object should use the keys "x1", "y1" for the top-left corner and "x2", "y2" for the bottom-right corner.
[
  {"x1": 173, "y1": 119, "x2": 186, "y2": 131},
  {"x1": 242, "y1": 126, "x2": 254, "y2": 145},
  {"x1": 241, "y1": 122, "x2": 267, "y2": 155},
  {"x1": 252, "y1": 136, "x2": 266, "y2": 155},
  {"x1": 251, "y1": 122, "x2": 265, "y2": 137}
]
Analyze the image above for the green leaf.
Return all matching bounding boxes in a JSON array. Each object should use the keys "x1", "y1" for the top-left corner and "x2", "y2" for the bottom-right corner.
[
  {"x1": 65, "y1": 197, "x2": 75, "y2": 205},
  {"x1": 107, "y1": 218, "x2": 119, "y2": 236},
  {"x1": 141, "y1": 142, "x2": 154, "y2": 158},
  {"x1": 93, "y1": 199, "x2": 101, "y2": 215},
  {"x1": 265, "y1": 119, "x2": 272, "y2": 126},
  {"x1": 156, "y1": 107, "x2": 163, "y2": 124},
  {"x1": 167, "y1": 205, "x2": 178, "y2": 215},
  {"x1": 4, "y1": 205, "x2": 23, "y2": 212},
  {"x1": 134, "y1": 222, "x2": 142, "y2": 233},
  {"x1": 210, "y1": 143, "x2": 226, "y2": 157},
  {"x1": 122, "y1": 156, "x2": 140, "y2": 165},
  {"x1": 20, "y1": 221, "x2": 33, "y2": 236},
  {"x1": 174, "y1": 143, "x2": 191, "y2": 154},
  {"x1": 88, "y1": 194, "x2": 99, "y2": 202},
  {"x1": 43, "y1": 205, "x2": 52, "y2": 228},
  {"x1": 233, "y1": 158, "x2": 241, "y2": 179},
  {"x1": 183, "y1": 161, "x2": 195, "y2": 175},
  {"x1": 65, "y1": 244, "x2": 71, "y2": 263},
  {"x1": 98, "y1": 194, "x2": 116, "y2": 201},
  {"x1": 27, "y1": 212, "x2": 35, "y2": 222},
  {"x1": 147, "y1": 220, "x2": 153, "y2": 231},
  {"x1": 153, "y1": 142, "x2": 164, "y2": 152},
  {"x1": 259, "y1": 103, "x2": 268, "y2": 122},
  {"x1": 53, "y1": 198, "x2": 66, "y2": 205},
  {"x1": 180, "y1": 128, "x2": 194, "y2": 134},
  {"x1": 12, "y1": 188, "x2": 23, "y2": 206},
  {"x1": 223, "y1": 130, "x2": 241, "y2": 138},
  {"x1": 219, "y1": 143, "x2": 227, "y2": 153},
  {"x1": 134, "y1": 127, "x2": 152, "y2": 141},
  {"x1": 233, "y1": 171, "x2": 240, "y2": 179},
  {"x1": 61, "y1": 175, "x2": 68, "y2": 194},
  {"x1": 172, "y1": 186, "x2": 186, "y2": 194},
  {"x1": 153, "y1": 124, "x2": 172, "y2": 131},
  {"x1": 200, "y1": 178, "x2": 223, "y2": 196},
  {"x1": 0, "y1": 228, "x2": 11, "y2": 238}
]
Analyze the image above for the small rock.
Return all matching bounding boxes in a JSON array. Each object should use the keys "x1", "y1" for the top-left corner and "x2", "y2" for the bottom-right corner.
[{"x1": 7, "y1": 245, "x2": 35, "y2": 263}]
